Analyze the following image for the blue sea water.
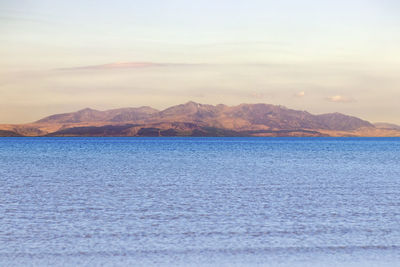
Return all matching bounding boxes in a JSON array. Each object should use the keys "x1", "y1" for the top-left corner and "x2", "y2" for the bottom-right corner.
[{"x1": 0, "y1": 137, "x2": 400, "y2": 266}]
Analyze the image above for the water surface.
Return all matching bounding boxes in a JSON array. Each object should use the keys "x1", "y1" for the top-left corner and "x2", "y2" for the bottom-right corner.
[{"x1": 0, "y1": 137, "x2": 399, "y2": 266}]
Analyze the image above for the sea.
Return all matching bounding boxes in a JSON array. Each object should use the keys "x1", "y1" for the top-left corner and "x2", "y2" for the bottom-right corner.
[{"x1": 0, "y1": 137, "x2": 399, "y2": 266}]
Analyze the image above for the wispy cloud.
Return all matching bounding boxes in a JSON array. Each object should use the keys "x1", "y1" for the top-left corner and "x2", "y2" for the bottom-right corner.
[
  {"x1": 55, "y1": 61, "x2": 291, "y2": 71},
  {"x1": 56, "y1": 62, "x2": 204, "y2": 71},
  {"x1": 295, "y1": 91, "x2": 305, "y2": 97},
  {"x1": 326, "y1": 95, "x2": 355, "y2": 103}
]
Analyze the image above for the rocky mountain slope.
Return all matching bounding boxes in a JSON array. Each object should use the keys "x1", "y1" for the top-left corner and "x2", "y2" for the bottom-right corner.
[
  {"x1": 374, "y1": 122, "x2": 400, "y2": 130},
  {"x1": 36, "y1": 106, "x2": 159, "y2": 124},
  {"x1": 1, "y1": 102, "x2": 398, "y2": 137}
]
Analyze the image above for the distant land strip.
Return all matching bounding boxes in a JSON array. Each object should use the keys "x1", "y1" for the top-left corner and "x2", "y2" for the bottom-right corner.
[{"x1": 1, "y1": 102, "x2": 400, "y2": 137}]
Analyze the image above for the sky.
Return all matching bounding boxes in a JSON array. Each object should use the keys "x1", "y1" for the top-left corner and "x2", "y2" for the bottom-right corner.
[{"x1": 1, "y1": 0, "x2": 399, "y2": 124}]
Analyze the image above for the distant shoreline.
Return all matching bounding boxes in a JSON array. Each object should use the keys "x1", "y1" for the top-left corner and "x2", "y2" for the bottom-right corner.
[{"x1": 2, "y1": 102, "x2": 400, "y2": 137}]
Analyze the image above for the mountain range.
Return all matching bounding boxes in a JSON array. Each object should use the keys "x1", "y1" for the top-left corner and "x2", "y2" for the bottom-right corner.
[{"x1": 1, "y1": 102, "x2": 399, "y2": 137}]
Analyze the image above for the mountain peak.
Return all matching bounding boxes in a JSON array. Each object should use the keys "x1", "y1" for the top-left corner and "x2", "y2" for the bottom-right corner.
[
  {"x1": 160, "y1": 101, "x2": 205, "y2": 116},
  {"x1": 183, "y1": 101, "x2": 201, "y2": 107},
  {"x1": 77, "y1": 108, "x2": 98, "y2": 113}
]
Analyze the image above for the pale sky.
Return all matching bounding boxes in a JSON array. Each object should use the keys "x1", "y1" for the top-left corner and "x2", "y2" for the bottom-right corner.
[{"x1": 1, "y1": 0, "x2": 399, "y2": 123}]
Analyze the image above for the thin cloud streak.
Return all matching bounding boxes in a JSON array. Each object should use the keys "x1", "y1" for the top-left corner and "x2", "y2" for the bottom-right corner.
[
  {"x1": 56, "y1": 62, "x2": 203, "y2": 71},
  {"x1": 326, "y1": 95, "x2": 355, "y2": 103},
  {"x1": 55, "y1": 61, "x2": 289, "y2": 71}
]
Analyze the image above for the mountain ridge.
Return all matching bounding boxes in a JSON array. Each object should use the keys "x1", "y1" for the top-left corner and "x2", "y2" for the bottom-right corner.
[
  {"x1": 1, "y1": 101, "x2": 399, "y2": 137},
  {"x1": 374, "y1": 122, "x2": 400, "y2": 130}
]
